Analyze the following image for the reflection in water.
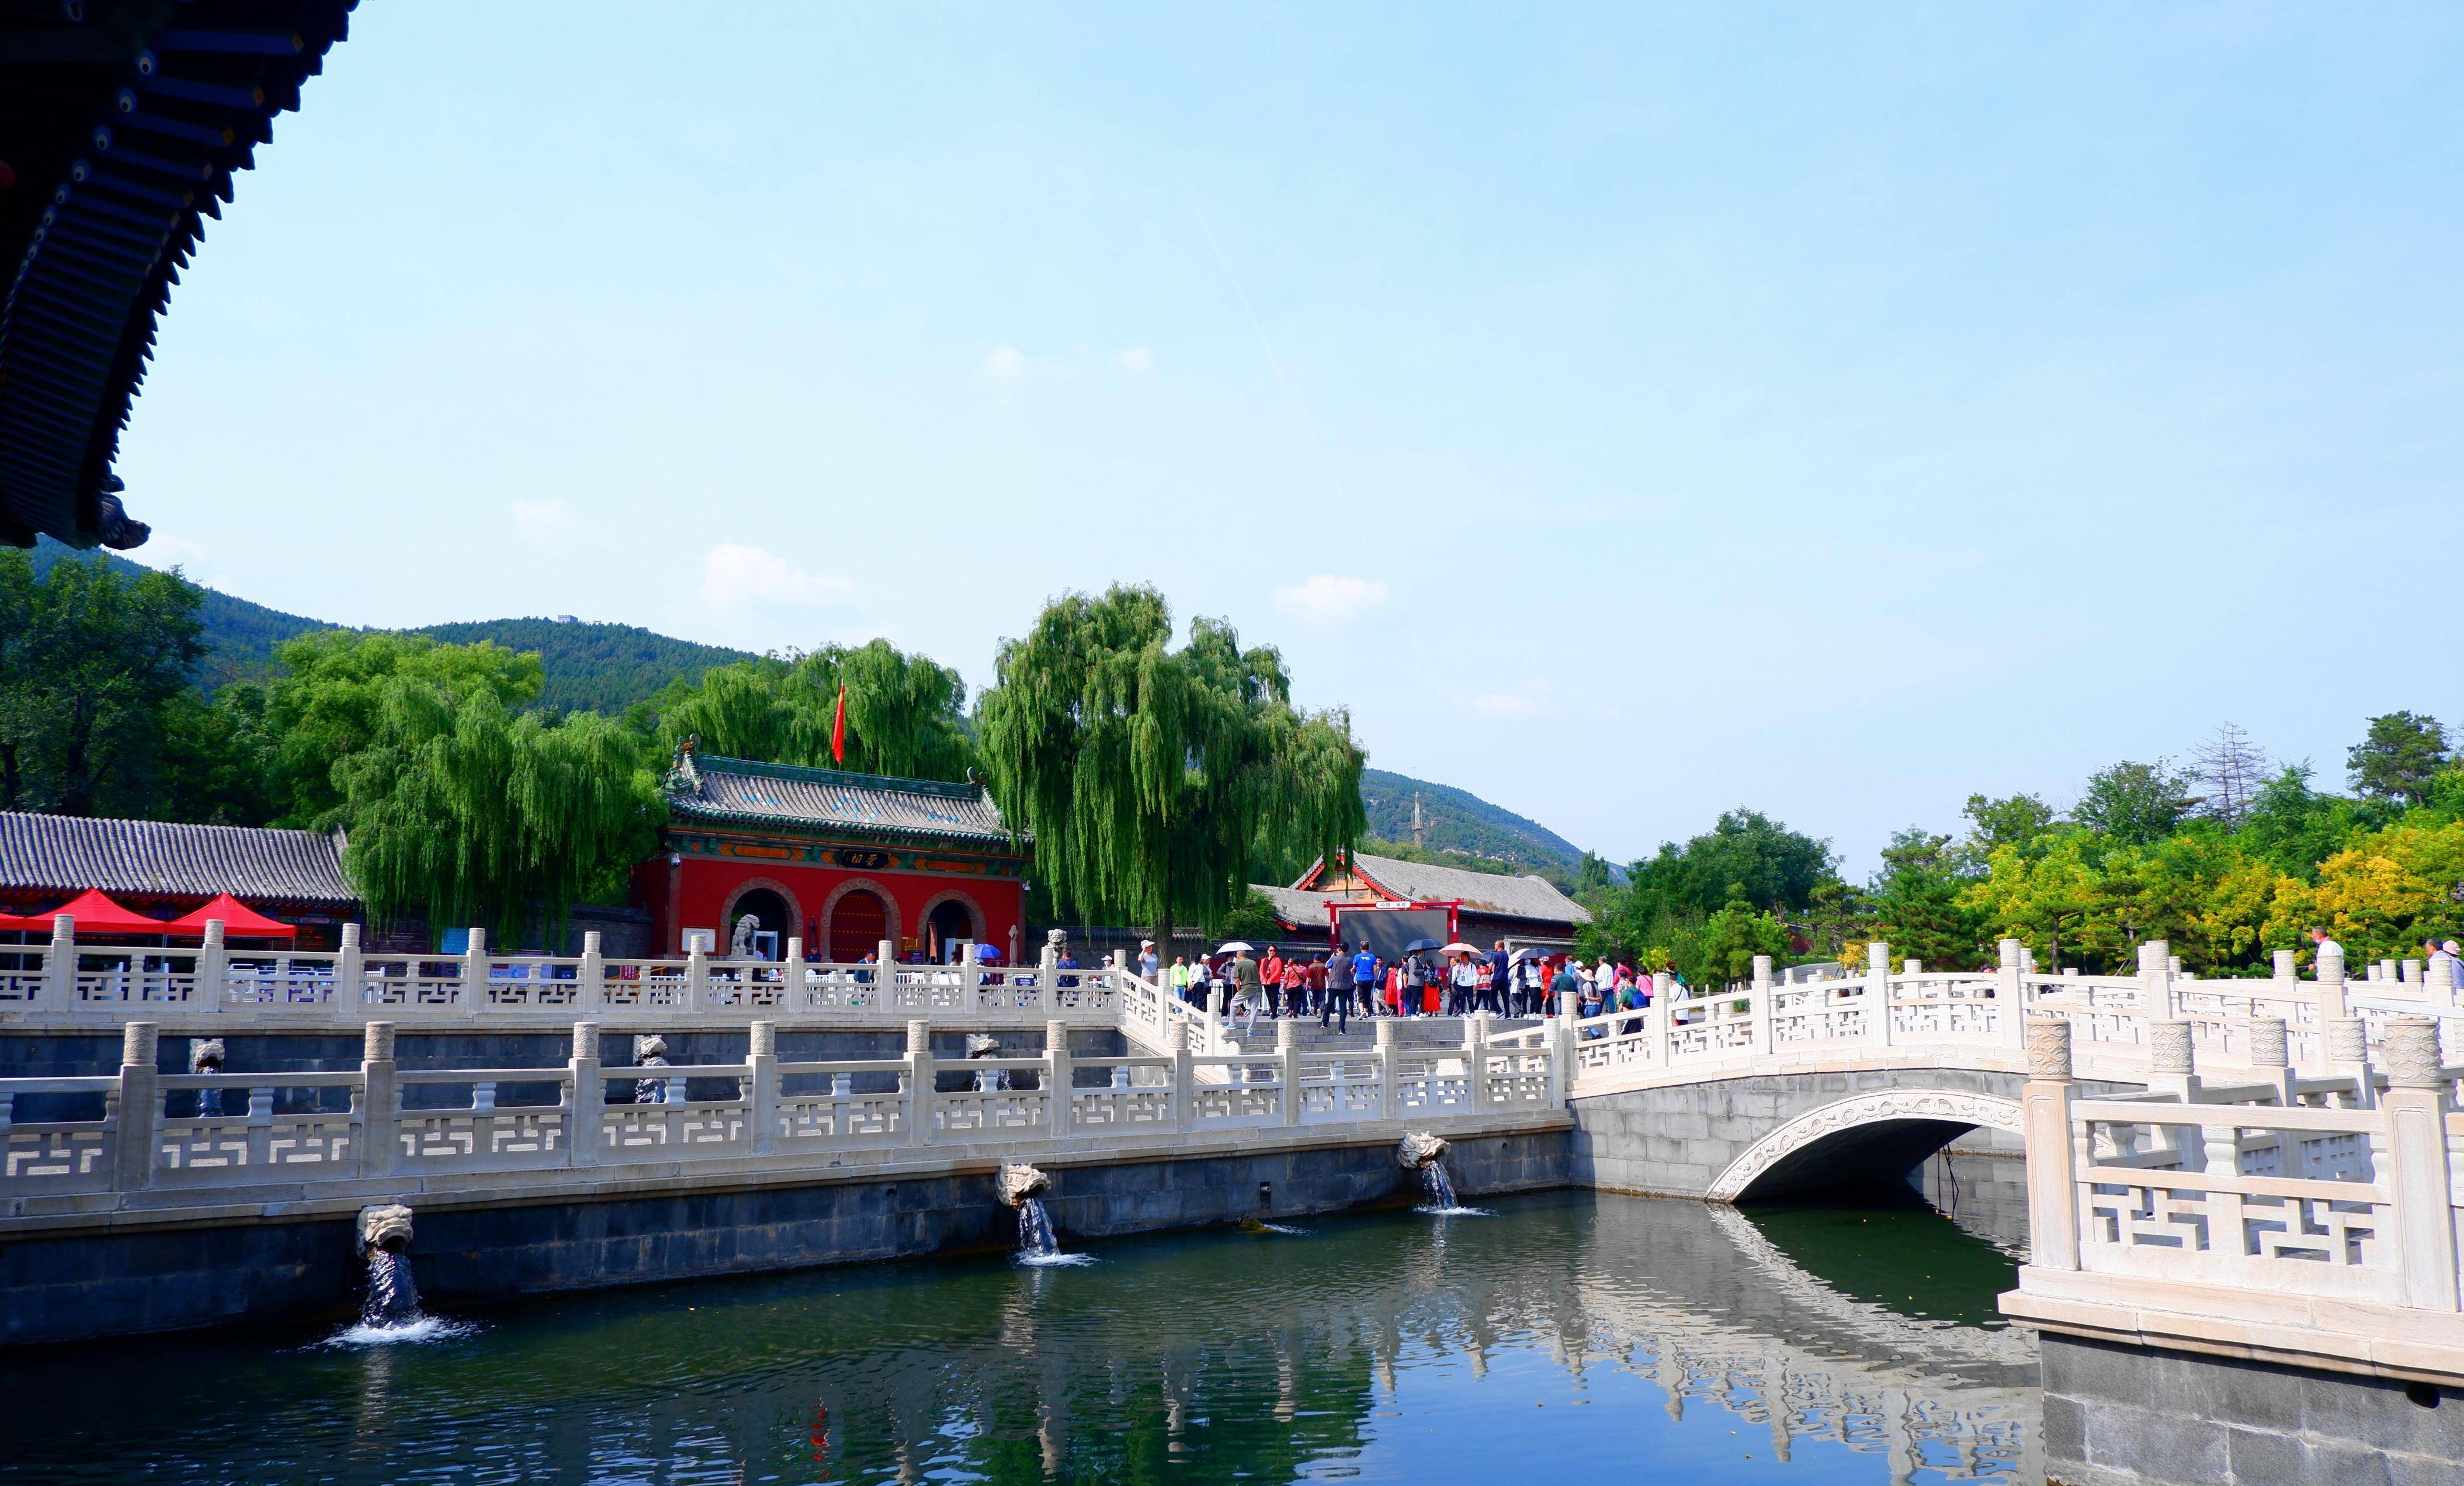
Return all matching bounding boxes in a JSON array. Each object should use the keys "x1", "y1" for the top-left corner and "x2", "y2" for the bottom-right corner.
[{"x1": 0, "y1": 1186, "x2": 2035, "y2": 1484}]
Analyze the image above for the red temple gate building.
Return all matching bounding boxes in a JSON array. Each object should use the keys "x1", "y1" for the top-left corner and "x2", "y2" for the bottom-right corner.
[{"x1": 630, "y1": 748, "x2": 1029, "y2": 963}]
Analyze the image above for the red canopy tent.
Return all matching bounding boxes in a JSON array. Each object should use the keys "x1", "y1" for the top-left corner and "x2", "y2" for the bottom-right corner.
[
  {"x1": 41, "y1": 889, "x2": 172, "y2": 938},
  {"x1": 0, "y1": 909, "x2": 47, "y2": 932},
  {"x1": 165, "y1": 893, "x2": 297, "y2": 940}
]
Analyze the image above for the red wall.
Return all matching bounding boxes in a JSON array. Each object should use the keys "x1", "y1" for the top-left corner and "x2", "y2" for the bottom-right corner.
[{"x1": 633, "y1": 856, "x2": 1024, "y2": 962}]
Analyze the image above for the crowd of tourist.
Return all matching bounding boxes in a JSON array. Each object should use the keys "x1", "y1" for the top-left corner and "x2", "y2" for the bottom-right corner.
[{"x1": 1134, "y1": 938, "x2": 1672, "y2": 1035}]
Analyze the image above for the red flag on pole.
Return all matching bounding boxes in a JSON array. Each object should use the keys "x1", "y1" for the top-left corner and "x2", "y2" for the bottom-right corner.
[{"x1": 831, "y1": 683, "x2": 848, "y2": 765}]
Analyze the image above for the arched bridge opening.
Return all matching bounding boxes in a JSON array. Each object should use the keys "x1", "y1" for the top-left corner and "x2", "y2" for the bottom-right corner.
[{"x1": 1704, "y1": 1090, "x2": 2025, "y2": 1204}]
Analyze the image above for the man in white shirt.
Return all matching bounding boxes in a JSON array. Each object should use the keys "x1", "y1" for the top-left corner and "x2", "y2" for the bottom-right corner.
[{"x1": 2309, "y1": 926, "x2": 2344, "y2": 967}]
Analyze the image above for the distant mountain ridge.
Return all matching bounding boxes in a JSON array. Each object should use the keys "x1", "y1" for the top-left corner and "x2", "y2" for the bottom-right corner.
[
  {"x1": 26, "y1": 539, "x2": 1592, "y2": 862},
  {"x1": 1360, "y1": 768, "x2": 1583, "y2": 874}
]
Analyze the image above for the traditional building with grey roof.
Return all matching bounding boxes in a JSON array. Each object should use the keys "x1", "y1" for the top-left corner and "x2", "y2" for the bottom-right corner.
[
  {"x1": 631, "y1": 746, "x2": 1029, "y2": 965},
  {"x1": 1258, "y1": 850, "x2": 1592, "y2": 951},
  {"x1": 0, "y1": 810, "x2": 359, "y2": 943}
]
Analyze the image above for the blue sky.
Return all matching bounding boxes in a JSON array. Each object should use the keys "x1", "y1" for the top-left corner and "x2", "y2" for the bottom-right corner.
[{"x1": 112, "y1": 4, "x2": 2463, "y2": 875}]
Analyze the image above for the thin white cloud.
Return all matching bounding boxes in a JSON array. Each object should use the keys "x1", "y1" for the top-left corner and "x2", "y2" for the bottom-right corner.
[
  {"x1": 512, "y1": 497, "x2": 586, "y2": 550},
  {"x1": 1116, "y1": 347, "x2": 1154, "y2": 373},
  {"x1": 980, "y1": 346, "x2": 1027, "y2": 380},
  {"x1": 1474, "y1": 680, "x2": 1553, "y2": 720},
  {"x1": 698, "y1": 544, "x2": 855, "y2": 608},
  {"x1": 1272, "y1": 574, "x2": 1389, "y2": 625}
]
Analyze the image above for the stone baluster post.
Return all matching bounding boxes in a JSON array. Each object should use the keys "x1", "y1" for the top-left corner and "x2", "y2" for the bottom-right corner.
[
  {"x1": 1376, "y1": 1018, "x2": 1398, "y2": 1123},
  {"x1": 2326, "y1": 1017, "x2": 2372, "y2": 1109},
  {"x1": 2269, "y1": 949, "x2": 2302, "y2": 1062},
  {"x1": 1279, "y1": 1017, "x2": 1302, "y2": 1125},
  {"x1": 2404, "y1": 958, "x2": 2424, "y2": 986},
  {"x1": 904, "y1": 1020, "x2": 934, "y2": 1148},
  {"x1": 245, "y1": 1080, "x2": 275, "y2": 1169},
  {"x1": 567, "y1": 1021, "x2": 602, "y2": 1166},
  {"x1": 578, "y1": 930, "x2": 605, "y2": 1014},
  {"x1": 876, "y1": 938, "x2": 897, "y2": 1013},
  {"x1": 2431, "y1": 957, "x2": 2462, "y2": 1066},
  {"x1": 43, "y1": 914, "x2": 75, "y2": 1009},
  {"x1": 1550, "y1": 991, "x2": 1575, "y2": 1102},
  {"x1": 1046, "y1": 1019, "x2": 1074, "y2": 1136},
  {"x1": 334, "y1": 921, "x2": 363, "y2": 1012},
  {"x1": 2139, "y1": 939, "x2": 2175, "y2": 1025},
  {"x1": 2022, "y1": 1019, "x2": 2081, "y2": 1271},
  {"x1": 195, "y1": 919, "x2": 227, "y2": 1010},
  {"x1": 2380, "y1": 1019, "x2": 2460, "y2": 1310},
  {"x1": 2249, "y1": 1017, "x2": 2294, "y2": 1106},
  {"x1": 359, "y1": 1021, "x2": 398, "y2": 1177},
  {"x1": 113, "y1": 1021, "x2": 158, "y2": 1193},
  {"x1": 747, "y1": 1021, "x2": 778, "y2": 1156},
  {"x1": 1039, "y1": 933, "x2": 1060, "y2": 1016},
  {"x1": 2379, "y1": 958, "x2": 2399, "y2": 985},
  {"x1": 1751, "y1": 954, "x2": 1775, "y2": 1054},
  {"x1": 1172, "y1": 1027, "x2": 1196, "y2": 1131},
  {"x1": 1997, "y1": 938, "x2": 2026, "y2": 1049},
  {"x1": 2317, "y1": 944, "x2": 2350, "y2": 1030},
  {"x1": 2149, "y1": 1018, "x2": 2198, "y2": 1104},
  {"x1": 686, "y1": 937, "x2": 709, "y2": 1010},
  {"x1": 460, "y1": 926, "x2": 489, "y2": 1016},
  {"x1": 1865, "y1": 941, "x2": 1894, "y2": 1051},
  {"x1": 1463, "y1": 1014, "x2": 1489, "y2": 1114}
]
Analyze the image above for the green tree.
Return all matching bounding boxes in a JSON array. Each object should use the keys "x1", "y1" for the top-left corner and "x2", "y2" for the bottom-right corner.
[
  {"x1": 1690, "y1": 899, "x2": 1793, "y2": 986},
  {"x1": 1575, "y1": 850, "x2": 1615, "y2": 896},
  {"x1": 2235, "y1": 763, "x2": 2382, "y2": 882},
  {"x1": 645, "y1": 640, "x2": 974, "y2": 781},
  {"x1": 155, "y1": 685, "x2": 281, "y2": 826},
  {"x1": 340, "y1": 684, "x2": 661, "y2": 941},
  {"x1": 976, "y1": 585, "x2": 1365, "y2": 956},
  {"x1": 2072, "y1": 759, "x2": 2192, "y2": 846},
  {"x1": 260, "y1": 631, "x2": 543, "y2": 827},
  {"x1": 1209, "y1": 888, "x2": 1286, "y2": 941},
  {"x1": 0, "y1": 549, "x2": 207, "y2": 815},
  {"x1": 1870, "y1": 827, "x2": 1982, "y2": 968},
  {"x1": 2347, "y1": 711, "x2": 2451, "y2": 807},
  {"x1": 1625, "y1": 809, "x2": 1834, "y2": 919},
  {"x1": 1959, "y1": 792, "x2": 2056, "y2": 865}
]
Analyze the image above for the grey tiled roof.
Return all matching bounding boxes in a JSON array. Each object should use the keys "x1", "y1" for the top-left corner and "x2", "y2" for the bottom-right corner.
[
  {"x1": 0, "y1": 812, "x2": 357, "y2": 903},
  {"x1": 665, "y1": 753, "x2": 1018, "y2": 847},
  {"x1": 1309, "y1": 852, "x2": 1591, "y2": 926},
  {"x1": 1257, "y1": 886, "x2": 1335, "y2": 929}
]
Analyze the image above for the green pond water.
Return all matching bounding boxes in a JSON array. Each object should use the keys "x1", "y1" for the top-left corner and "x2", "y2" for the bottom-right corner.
[{"x1": 0, "y1": 1168, "x2": 2038, "y2": 1484}]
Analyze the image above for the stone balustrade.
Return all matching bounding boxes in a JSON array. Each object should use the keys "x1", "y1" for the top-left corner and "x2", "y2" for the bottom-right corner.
[
  {"x1": 0, "y1": 918, "x2": 1134, "y2": 1028},
  {"x1": 0, "y1": 1013, "x2": 1561, "y2": 1214},
  {"x1": 2004, "y1": 1010, "x2": 2464, "y2": 1383},
  {"x1": 1512, "y1": 938, "x2": 2464, "y2": 1098}
]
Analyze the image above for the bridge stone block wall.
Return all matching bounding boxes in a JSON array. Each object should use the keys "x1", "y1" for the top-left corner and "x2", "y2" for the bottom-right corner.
[
  {"x1": 2041, "y1": 1334, "x2": 2464, "y2": 1486},
  {"x1": 1568, "y1": 1066, "x2": 2134, "y2": 1201}
]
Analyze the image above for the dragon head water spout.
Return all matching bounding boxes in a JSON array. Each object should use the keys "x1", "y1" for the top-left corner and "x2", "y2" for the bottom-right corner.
[
  {"x1": 997, "y1": 1162, "x2": 1051, "y2": 1208},
  {"x1": 359, "y1": 1204, "x2": 415, "y2": 1255}
]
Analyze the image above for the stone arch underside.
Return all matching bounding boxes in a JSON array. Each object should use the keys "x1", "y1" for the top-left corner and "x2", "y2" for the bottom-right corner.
[{"x1": 1705, "y1": 1089, "x2": 2024, "y2": 1203}]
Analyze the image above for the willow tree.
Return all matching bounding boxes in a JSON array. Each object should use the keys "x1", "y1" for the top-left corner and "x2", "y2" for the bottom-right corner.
[
  {"x1": 976, "y1": 584, "x2": 1366, "y2": 955},
  {"x1": 340, "y1": 681, "x2": 661, "y2": 944},
  {"x1": 655, "y1": 641, "x2": 973, "y2": 780}
]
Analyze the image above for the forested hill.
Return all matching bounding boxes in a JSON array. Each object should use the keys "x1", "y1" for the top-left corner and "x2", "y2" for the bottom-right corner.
[
  {"x1": 31, "y1": 537, "x2": 324, "y2": 692},
  {"x1": 29, "y1": 539, "x2": 755, "y2": 709},
  {"x1": 26, "y1": 539, "x2": 1597, "y2": 860},
  {"x1": 416, "y1": 620, "x2": 752, "y2": 714},
  {"x1": 1360, "y1": 767, "x2": 1583, "y2": 874}
]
